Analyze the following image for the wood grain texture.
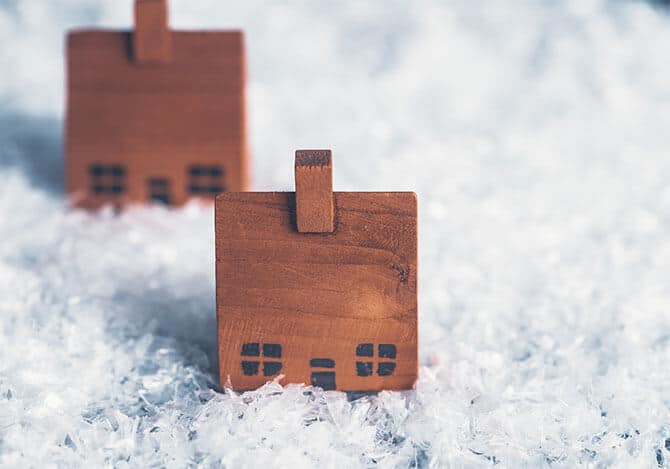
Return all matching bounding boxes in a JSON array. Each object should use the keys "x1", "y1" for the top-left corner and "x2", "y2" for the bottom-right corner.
[
  {"x1": 295, "y1": 150, "x2": 334, "y2": 233},
  {"x1": 65, "y1": 0, "x2": 249, "y2": 209},
  {"x1": 134, "y1": 0, "x2": 172, "y2": 64},
  {"x1": 215, "y1": 191, "x2": 418, "y2": 391}
]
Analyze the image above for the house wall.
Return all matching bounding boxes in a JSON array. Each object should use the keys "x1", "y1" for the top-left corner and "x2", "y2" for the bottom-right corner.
[
  {"x1": 216, "y1": 192, "x2": 418, "y2": 391},
  {"x1": 66, "y1": 30, "x2": 248, "y2": 208}
]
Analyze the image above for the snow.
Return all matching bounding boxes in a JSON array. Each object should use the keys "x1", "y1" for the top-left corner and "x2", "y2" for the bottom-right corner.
[{"x1": 2, "y1": 0, "x2": 670, "y2": 466}]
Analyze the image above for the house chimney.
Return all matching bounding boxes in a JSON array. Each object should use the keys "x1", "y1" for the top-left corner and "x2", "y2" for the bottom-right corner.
[
  {"x1": 133, "y1": 0, "x2": 172, "y2": 64},
  {"x1": 295, "y1": 150, "x2": 335, "y2": 233}
]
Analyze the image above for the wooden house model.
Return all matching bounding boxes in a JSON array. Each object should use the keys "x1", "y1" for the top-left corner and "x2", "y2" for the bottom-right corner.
[
  {"x1": 216, "y1": 150, "x2": 418, "y2": 391},
  {"x1": 65, "y1": 0, "x2": 248, "y2": 208}
]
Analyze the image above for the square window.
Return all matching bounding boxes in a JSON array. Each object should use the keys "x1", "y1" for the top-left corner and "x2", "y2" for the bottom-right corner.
[
  {"x1": 355, "y1": 343, "x2": 397, "y2": 377},
  {"x1": 239, "y1": 342, "x2": 282, "y2": 377},
  {"x1": 188, "y1": 165, "x2": 226, "y2": 196},
  {"x1": 89, "y1": 164, "x2": 126, "y2": 195}
]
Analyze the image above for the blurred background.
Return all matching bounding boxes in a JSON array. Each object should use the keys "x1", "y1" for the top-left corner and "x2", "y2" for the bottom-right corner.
[{"x1": 1, "y1": 0, "x2": 670, "y2": 467}]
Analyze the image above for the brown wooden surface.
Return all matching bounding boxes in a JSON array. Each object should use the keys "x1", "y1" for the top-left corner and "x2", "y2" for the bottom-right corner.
[
  {"x1": 66, "y1": 0, "x2": 248, "y2": 209},
  {"x1": 134, "y1": 0, "x2": 171, "y2": 64},
  {"x1": 295, "y1": 150, "x2": 334, "y2": 233},
  {"x1": 215, "y1": 187, "x2": 418, "y2": 392}
]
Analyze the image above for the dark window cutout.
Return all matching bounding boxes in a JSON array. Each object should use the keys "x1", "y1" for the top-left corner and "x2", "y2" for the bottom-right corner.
[
  {"x1": 311, "y1": 372, "x2": 336, "y2": 391},
  {"x1": 263, "y1": 362, "x2": 283, "y2": 376},
  {"x1": 89, "y1": 164, "x2": 126, "y2": 195},
  {"x1": 356, "y1": 361, "x2": 373, "y2": 377},
  {"x1": 310, "y1": 358, "x2": 335, "y2": 368},
  {"x1": 188, "y1": 165, "x2": 226, "y2": 195},
  {"x1": 377, "y1": 362, "x2": 396, "y2": 376},
  {"x1": 356, "y1": 343, "x2": 397, "y2": 377},
  {"x1": 148, "y1": 178, "x2": 171, "y2": 205},
  {"x1": 240, "y1": 342, "x2": 282, "y2": 377},
  {"x1": 241, "y1": 361, "x2": 259, "y2": 376},
  {"x1": 241, "y1": 343, "x2": 260, "y2": 357},
  {"x1": 356, "y1": 343, "x2": 374, "y2": 357},
  {"x1": 378, "y1": 344, "x2": 397, "y2": 359},
  {"x1": 310, "y1": 357, "x2": 337, "y2": 390},
  {"x1": 263, "y1": 343, "x2": 282, "y2": 358}
]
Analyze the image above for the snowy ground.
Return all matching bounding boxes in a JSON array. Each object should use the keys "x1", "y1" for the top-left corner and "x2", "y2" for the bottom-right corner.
[{"x1": 1, "y1": 0, "x2": 670, "y2": 467}]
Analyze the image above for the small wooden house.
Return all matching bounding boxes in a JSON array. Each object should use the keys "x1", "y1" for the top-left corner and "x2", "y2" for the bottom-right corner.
[
  {"x1": 65, "y1": 0, "x2": 248, "y2": 208},
  {"x1": 216, "y1": 151, "x2": 418, "y2": 391}
]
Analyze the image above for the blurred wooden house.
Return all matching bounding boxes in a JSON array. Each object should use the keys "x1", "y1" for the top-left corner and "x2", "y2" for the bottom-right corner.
[{"x1": 66, "y1": 0, "x2": 248, "y2": 208}]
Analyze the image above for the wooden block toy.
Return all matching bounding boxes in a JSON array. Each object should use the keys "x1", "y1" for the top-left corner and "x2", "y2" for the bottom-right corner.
[
  {"x1": 65, "y1": 0, "x2": 249, "y2": 208},
  {"x1": 215, "y1": 150, "x2": 418, "y2": 392}
]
